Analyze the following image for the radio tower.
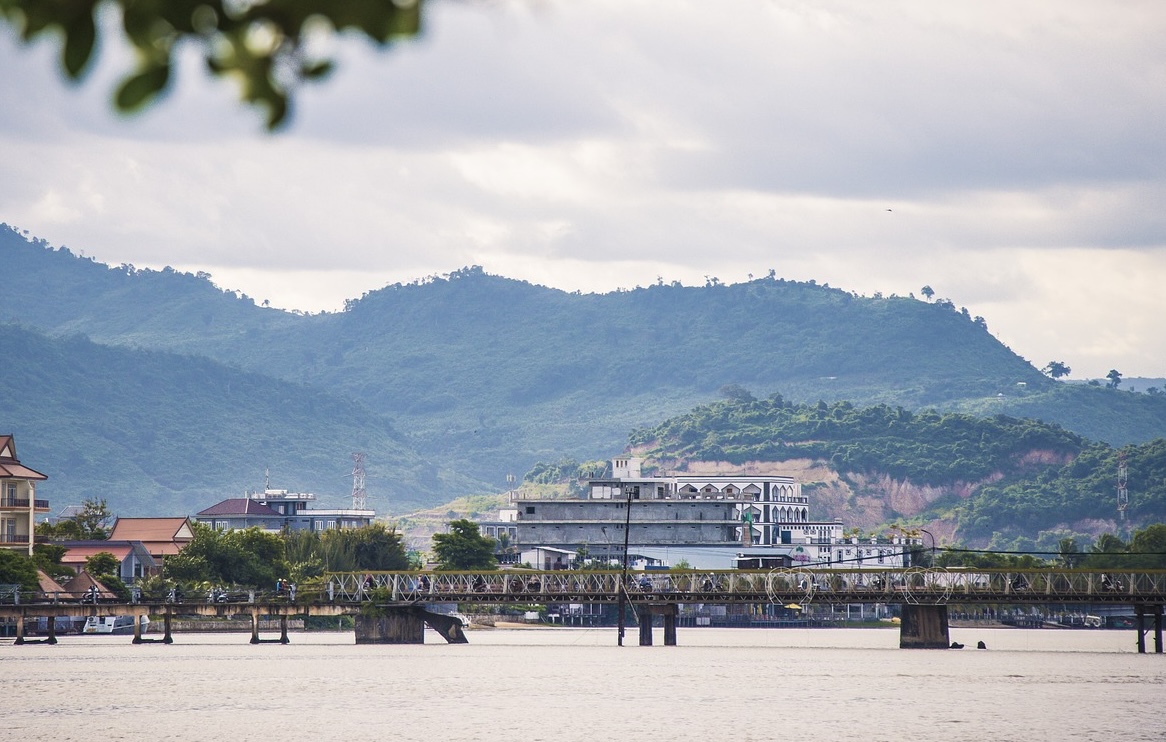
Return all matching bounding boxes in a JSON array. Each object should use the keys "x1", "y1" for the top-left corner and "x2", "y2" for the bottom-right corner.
[
  {"x1": 1117, "y1": 450, "x2": 1128, "y2": 524},
  {"x1": 351, "y1": 452, "x2": 367, "y2": 510}
]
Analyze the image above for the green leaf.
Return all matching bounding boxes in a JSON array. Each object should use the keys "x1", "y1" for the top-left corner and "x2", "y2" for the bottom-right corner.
[
  {"x1": 115, "y1": 63, "x2": 171, "y2": 112},
  {"x1": 62, "y1": 11, "x2": 97, "y2": 78},
  {"x1": 300, "y1": 60, "x2": 333, "y2": 80}
]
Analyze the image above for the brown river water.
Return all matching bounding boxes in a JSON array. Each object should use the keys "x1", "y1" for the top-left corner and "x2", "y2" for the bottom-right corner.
[{"x1": 2, "y1": 627, "x2": 1163, "y2": 742}]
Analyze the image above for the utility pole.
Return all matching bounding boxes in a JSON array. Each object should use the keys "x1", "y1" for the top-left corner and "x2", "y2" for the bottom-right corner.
[{"x1": 616, "y1": 483, "x2": 633, "y2": 646}]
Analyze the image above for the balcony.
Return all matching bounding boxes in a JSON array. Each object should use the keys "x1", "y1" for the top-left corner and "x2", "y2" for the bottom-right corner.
[{"x1": 0, "y1": 498, "x2": 51, "y2": 511}]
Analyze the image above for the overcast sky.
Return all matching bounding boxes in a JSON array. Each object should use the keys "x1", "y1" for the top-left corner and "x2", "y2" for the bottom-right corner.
[{"x1": 2, "y1": 1, "x2": 1164, "y2": 379}]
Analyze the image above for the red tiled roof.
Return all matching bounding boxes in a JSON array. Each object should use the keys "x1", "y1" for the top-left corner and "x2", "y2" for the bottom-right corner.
[
  {"x1": 37, "y1": 570, "x2": 67, "y2": 595},
  {"x1": 110, "y1": 517, "x2": 194, "y2": 542},
  {"x1": 59, "y1": 542, "x2": 134, "y2": 565},
  {"x1": 197, "y1": 499, "x2": 281, "y2": 517},
  {"x1": 61, "y1": 570, "x2": 116, "y2": 599},
  {"x1": 0, "y1": 434, "x2": 47, "y2": 480}
]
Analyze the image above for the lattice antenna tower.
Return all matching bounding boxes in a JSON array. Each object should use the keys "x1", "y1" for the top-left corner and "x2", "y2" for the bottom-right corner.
[
  {"x1": 1117, "y1": 450, "x2": 1129, "y2": 522},
  {"x1": 351, "y1": 452, "x2": 367, "y2": 510}
]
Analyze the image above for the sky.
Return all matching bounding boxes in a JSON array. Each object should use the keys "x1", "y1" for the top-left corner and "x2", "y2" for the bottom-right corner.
[{"x1": 2, "y1": 0, "x2": 1165, "y2": 379}]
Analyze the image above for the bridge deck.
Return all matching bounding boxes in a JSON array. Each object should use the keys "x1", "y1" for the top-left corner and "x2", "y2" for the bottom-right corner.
[{"x1": 3, "y1": 569, "x2": 1164, "y2": 618}]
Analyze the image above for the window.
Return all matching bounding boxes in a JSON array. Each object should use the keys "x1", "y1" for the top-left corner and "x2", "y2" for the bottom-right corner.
[{"x1": 525, "y1": 506, "x2": 535, "y2": 515}]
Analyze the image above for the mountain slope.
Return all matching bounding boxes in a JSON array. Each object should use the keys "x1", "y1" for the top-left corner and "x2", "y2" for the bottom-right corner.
[
  {"x1": 4, "y1": 225, "x2": 1166, "y2": 503},
  {"x1": 0, "y1": 324, "x2": 472, "y2": 515}
]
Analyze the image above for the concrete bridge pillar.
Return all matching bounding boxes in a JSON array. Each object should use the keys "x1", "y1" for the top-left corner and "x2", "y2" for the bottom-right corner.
[
  {"x1": 637, "y1": 604, "x2": 678, "y2": 646},
  {"x1": 1135, "y1": 605, "x2": 1164, "y2": 654},
  {"x1": 355, "y1": 608, "x2": 468, "y2": 644},
  {"x1": 14, "y1": 614, "x2": 57, "y2": 645},
  {"x1": 637, "y1": 608, "x2": 653, "y2": 646},
  {"x1": 899, "y1": 604, "x2": 950, "y2": 649},
  {"x1": 662, "y1": 607, "x2": 677, "y2": 647},
  {"x1": 359, "y1": 609, "x2": 425, "y2": 643}
]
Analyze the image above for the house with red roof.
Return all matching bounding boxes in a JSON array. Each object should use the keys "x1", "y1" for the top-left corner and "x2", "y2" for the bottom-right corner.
[
  {"x1": 0, "y1": 434, "x2": 50, "y2": 555},
  {"x1": 55, "y1": 540, "x2": 157, "y2": 582},
  {"x1": 109, "y1": 517, "x2": 195, "y2": 567}
]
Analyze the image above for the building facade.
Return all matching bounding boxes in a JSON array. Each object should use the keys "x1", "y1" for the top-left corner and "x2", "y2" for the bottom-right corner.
[
  {"x1": 478, "y1": 457, "x2": 914, "y2": 570},
  {"x1": 195, "y1": 488, "x2": 375, "y2": 533},
  {"x1": 0, "y1": 435, "x2": 49, "y2": 555}
]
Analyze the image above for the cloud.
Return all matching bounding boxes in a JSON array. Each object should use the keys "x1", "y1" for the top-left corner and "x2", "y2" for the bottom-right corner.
[{"x1": 1, "y1": 0, "x2": 1164, "y2": 378}]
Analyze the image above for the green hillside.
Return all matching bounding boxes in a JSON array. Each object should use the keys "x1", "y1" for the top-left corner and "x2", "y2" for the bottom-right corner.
[
  {"x1": 627, "y1": 396, "x2": 1166, "y2": 544},
  {"x1": 0, "y1": 324, "x2": 471, "y2": 516}
]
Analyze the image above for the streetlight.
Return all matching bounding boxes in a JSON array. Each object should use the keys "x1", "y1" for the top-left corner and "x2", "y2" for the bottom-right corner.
[{"x1": 912, "y1": 528, "x2": 937, "y2": 567}]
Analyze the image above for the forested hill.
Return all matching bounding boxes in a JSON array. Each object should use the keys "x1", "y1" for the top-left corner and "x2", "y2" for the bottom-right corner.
[
  {"x1": 4, "y1": 224, "x2": 1166, "y2": 512},
  {"x1": 0, "y1": 324, "x2": 466, "y2": 515},
  {"x1": 627, "y1": 396, "x2": 1166, "y2": 546}
]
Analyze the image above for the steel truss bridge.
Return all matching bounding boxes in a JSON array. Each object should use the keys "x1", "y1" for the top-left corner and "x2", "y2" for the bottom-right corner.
[
  {"x1": 4, "y1": 568, "x2": 1165, "y2": 651},
  {"x1": 326, "y1": 567, "x2": 1166, "y2": 606}
]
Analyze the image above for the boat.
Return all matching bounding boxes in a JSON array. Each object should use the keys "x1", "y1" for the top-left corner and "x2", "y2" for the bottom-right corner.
[{"x1": 83, "y1": 615, "x2": 150, "y2": 635}]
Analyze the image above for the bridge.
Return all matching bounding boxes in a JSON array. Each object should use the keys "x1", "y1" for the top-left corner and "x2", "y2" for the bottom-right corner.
[{"x1": 3, "y1": 568, "x2": 1165, "y2": 651}]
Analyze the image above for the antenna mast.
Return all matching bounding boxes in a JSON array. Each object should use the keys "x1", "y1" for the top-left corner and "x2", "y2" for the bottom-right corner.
[
  {"x1": 1117, "y1": 450, "x2": 1128, "y2": 523},
  {"x1": 351, "y1": 453, "x2": 367, "y2": 510}
]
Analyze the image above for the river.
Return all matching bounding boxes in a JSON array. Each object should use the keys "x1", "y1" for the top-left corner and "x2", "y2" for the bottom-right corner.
[{"x1": 2, "y1": 627, "x2": 1163, "y2": 741}]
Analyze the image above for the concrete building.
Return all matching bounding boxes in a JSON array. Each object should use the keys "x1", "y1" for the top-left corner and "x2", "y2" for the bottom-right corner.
[
  {"x1": 0, "y1": 434, "x2": 49, "y2": 555},
  {"x1": 478, "y1": 457, "x2": 915, "y2": 570},
  {"x1": 195, "y1": 488, "x2": 375, "y2": 533}
]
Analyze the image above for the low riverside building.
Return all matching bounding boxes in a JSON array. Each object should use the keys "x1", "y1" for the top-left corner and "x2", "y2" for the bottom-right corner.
[
  {"x1": 56, "y1": 540, "x2": 157, "y2": 582},
  {"x1": 478, "y1": 457, "x2": 915, "y2": 570},
  {"x1": 0, "y1": 434, "x2": 49, "y2": 555},
  {"x1": 195, "y1": 487, "x2": 375, "y2": 533}
]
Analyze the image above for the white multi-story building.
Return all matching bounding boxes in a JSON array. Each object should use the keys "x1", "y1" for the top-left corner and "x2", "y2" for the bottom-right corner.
[{"x1": 478, "y1": 457, "x2": 915, "y2": 570}]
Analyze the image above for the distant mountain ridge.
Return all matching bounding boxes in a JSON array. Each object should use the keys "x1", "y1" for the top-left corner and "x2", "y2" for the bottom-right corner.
[{"x1": 3, "y1": 223, "x2": 1165, "y2": 518}]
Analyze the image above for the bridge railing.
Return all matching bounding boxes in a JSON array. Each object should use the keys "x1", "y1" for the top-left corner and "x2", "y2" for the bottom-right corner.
[
  {"x1": 323, "y1": 568, "x2": 1166, "y2": 604},
  {"x1": 7, "y1": 568, "x2": 1165, "y2": 608}
]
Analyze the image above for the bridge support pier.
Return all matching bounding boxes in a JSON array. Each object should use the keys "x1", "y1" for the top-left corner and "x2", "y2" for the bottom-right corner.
[
  {"x1": 663, "y1": 607, "x2": 677, "y2": 647},
  {"x1": 354, "y1": 608, "x2": 467, "y2": 644},
  {"x1": 899, "y1": 604, "x2": 950, "y2": 649},
  {"x1": 14, "y1": 614, "x2": 56, "y2": 645},
  {"x1": 249, "y1": 610, "x2": 290, "y2": 644},
  {"x1": 1135, "y1": 605, "x2": 1164, "y2": 654},
  {"x1": 636, "y1": 604, "x2": 678, "y2": 647}
]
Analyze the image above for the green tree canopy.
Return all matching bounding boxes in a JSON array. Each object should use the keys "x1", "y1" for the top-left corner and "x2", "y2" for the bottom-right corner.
[
  {"x1": 37, "y1": 496, "x2": 112, "y2": 540},
  {"x1": 1042, "y1": 361, "x2": 1071, "y2": 379},
  {"x1": 284, "y1": 523, "x2": 409, "y2": 581},
  {"x1": 85, "y1": 550, "x2": 129, "y2": 599},
  {"x1": 1106, "y1": 369, "x2": 1123, "y2": 389},
  {"x1": 431, "y1": 519, "x2": 497, "y2": 571},
  {"x1": 85, "y1": 551, "x2": 120, "y2": 577},
  {"x1": 1082, "y1": 524, "x2": 1166, "y2": 569},
  {"x1": 0, "y1": 548, "x2": 39, "y2": 593},
  {"x1": 163, "y1": 523, "x2": 288, "y2": 587},
  {"x1": 32, "y1": 543, "x2": 73, "y2": 581}
]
